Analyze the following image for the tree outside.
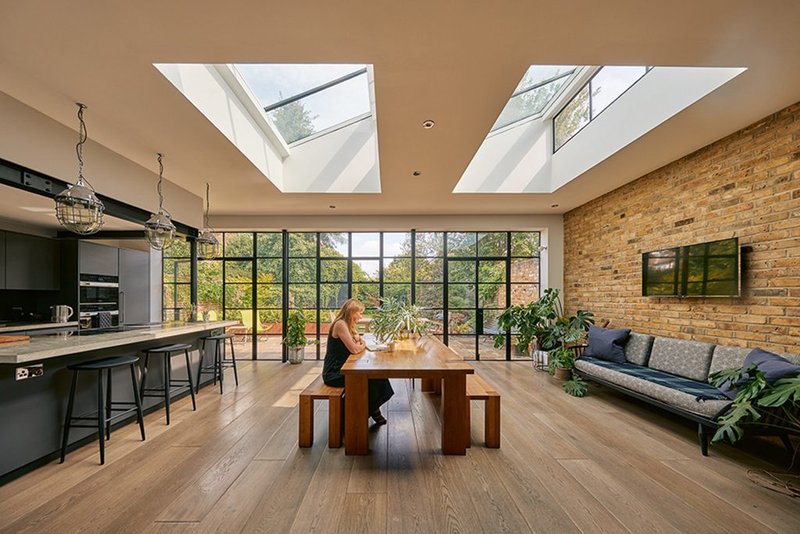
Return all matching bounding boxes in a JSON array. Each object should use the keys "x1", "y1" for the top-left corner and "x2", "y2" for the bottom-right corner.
[{"x1": 268, "y1": 100, "x2": 317, "y2": 144}]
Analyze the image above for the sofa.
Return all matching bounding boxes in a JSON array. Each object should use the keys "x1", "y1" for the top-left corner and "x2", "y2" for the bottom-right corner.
[{"x1": 573, "y1": 332, "x2": 800, "y2": 455}]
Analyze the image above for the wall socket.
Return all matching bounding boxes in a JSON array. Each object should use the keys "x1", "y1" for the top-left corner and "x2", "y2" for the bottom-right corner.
[{"x1": 15, "y1": 364, "x2": 44, "y2": 381}]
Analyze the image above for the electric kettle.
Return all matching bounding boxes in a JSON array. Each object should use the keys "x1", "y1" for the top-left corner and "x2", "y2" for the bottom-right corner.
[{"x1": 51, "y1": 305, "x2": 74, "y2": 323}]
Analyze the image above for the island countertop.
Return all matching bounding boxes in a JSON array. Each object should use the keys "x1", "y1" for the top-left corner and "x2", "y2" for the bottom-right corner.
[{"x1": 0, "y1": 321, "x2": 238, "y2": 364}]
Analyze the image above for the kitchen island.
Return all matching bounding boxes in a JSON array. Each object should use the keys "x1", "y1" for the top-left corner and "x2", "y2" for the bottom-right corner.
[{"x1": 0, "y1": 321, "x2": 238, "y2": 482}]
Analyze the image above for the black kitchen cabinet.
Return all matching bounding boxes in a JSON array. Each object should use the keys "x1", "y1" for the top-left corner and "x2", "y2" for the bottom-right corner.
[
  {"x1": 79, "y1": 241, "x2": 118, "y2": 276},
  {"x1": 0, "y1": 232, "x2": 5, "y2": 289},
  {"x1": 5, "y1": 232, "x2": 59, "y2": 290},
  {"x1": 119, "y1": 247, "x2": 150, "y2": 324}
]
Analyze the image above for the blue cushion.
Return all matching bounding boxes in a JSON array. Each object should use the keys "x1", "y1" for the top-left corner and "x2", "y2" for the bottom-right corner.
[
  {"x1": 719, "y1": 348, "x2": 800, "y2": 399},
  {"x1": 583, "y1": 326, "x2": 631, "y2": 363}
]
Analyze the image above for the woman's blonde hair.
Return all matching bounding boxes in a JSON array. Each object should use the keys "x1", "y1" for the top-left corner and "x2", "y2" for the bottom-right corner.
[{"x1": 333, "y1": 298, "x2": 365, "y2": 332}]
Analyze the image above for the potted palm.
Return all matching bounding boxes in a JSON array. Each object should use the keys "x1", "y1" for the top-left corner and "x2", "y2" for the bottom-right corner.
[{"x1": 283, "y1": 309, "x2": 310, "y2": 364}]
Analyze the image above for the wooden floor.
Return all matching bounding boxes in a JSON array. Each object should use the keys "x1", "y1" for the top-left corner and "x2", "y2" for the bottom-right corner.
[{"x1": 1, "y1": 361, "x2": 798, "y2": 533}]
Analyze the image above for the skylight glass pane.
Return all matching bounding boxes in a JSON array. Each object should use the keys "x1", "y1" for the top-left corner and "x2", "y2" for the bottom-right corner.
[
  {"x1": 235, "y1": 64, "x2": 365, "y2": 107},
  {"x1": 490, "y1": 65, "x2": 575, "y2": 132},
  {"x1": 234, "y1": 64, "x2": 371, "y2": 145},
  {"x1": 591, "y1": 66, "x2": 648, "y2": 118},
  {"x1": 554, "y1": 85, "x2": 590, "y2": 149},
  {"x1": 514, "y1": 65, "x2": 575, "y2": 94}
]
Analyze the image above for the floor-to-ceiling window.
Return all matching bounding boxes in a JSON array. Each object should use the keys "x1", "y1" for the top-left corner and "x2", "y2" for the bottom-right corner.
[{"x1": 165, "y1": 230, "x2": 541, "y2": 361}]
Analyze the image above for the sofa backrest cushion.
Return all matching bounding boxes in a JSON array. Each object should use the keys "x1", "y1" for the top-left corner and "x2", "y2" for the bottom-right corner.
[
  {"x1": 717, "y1": 348, "x2": 800, "y2": 399},
  {"x1": 624, "y1": 332, "x2": 655, "y2": 366},
  {"x1": 710, "y1": 346, "x2": 800, "y2": 376},
  {"x1": 583, "y1": 326, "x2": 631, "y2": 363},
  {"x1": 648, "y1": 337, "x2": 715, "y2": 382},
  {"x1": 709, "y1": 345, "x2": 751, "y2": 376}
]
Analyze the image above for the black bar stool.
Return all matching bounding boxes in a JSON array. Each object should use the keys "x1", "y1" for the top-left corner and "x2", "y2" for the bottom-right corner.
[
  {"x1": 197, "y1": 333, "x2": 238, "y2": 394},
  {"x1": 140, "y1": 343, "x2": 197, "y2": 424},
  {"x1": 60, "y1": 355, "x2": 145, "y2": 465}
]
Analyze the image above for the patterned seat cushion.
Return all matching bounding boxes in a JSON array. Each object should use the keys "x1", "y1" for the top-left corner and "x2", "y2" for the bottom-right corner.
[
  {"x1": 575, "y1": 357, "x2": 732, "y2": 419},
  {"x1": 624, "y1": 332, "x2": 655, "y2": 366},
  {"x1": 648, "y1": 337, "x2": 714, "y2": 382}
]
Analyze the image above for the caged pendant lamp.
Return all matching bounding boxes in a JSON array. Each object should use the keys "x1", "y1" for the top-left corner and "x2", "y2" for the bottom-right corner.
[
  {"x1": 144, "y1": 153, "x2": 176, "y2": 250},
  {"x1": 54, "y1": 103, "x2": 105, "y2": 234},
  {"x1": 197, "y1": 182, "x2": 220, "y2": 259}
]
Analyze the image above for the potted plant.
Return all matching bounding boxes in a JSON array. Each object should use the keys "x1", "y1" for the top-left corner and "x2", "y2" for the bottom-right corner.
[
  {"x1": 370, "y1": 298, "x2": 434, "y2": 349},
  {"x1": 494, "y1": 288, "x2": 593, "y2": 379},
  {"x1": 283, "y1": 309, "x2": 310, "y2": 364}
]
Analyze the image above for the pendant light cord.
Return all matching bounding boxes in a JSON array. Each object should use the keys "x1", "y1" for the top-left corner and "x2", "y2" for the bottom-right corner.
[
  {"x1": 156, "y1": 152, "x2": 170, "y2": 216},
  {"x1": 204, "y1": 182, "x2": 211, "y2": 228},
  {"x1": 74, "y1": 103, "x2": 96, "y2": 189}
]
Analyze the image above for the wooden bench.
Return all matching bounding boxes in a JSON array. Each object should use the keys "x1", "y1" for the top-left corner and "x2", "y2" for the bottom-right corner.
[
  {"x1": 466, "y1": 374, "x2": 500, "y2": 448},
  {"x1": 299, "y1": 375, "x2": 344, "y2": 448}
]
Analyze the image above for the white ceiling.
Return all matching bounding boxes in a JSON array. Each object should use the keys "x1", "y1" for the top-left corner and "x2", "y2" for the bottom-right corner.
[{"x1": 1, "y1": 1, "x2": 799, "y2": 219}]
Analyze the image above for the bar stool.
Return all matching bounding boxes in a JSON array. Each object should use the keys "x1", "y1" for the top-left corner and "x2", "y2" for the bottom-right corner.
[
  {"x1": 197, "y1": 333, "x2": 238, "y2": 394},
  {"x1": 60, "y1": 355, "x2": 145, "y2": 465},
  {"x1": 140, "y1": 343, "x2": 197, "y2": 425}
]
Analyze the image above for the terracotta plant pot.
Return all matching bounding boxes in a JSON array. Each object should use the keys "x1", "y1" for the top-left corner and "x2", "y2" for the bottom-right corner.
[{"x1": 553, "y1": 367, "x2": 572, "y2": 381}]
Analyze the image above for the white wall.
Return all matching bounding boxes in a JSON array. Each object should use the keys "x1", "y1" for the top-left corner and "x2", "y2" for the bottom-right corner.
[
  {"x1": 551, "y1": 66, "x2": 745, "y2": 191},
  {"x1": 0, "y1": 91, "x2": 203, "y2": 228}
]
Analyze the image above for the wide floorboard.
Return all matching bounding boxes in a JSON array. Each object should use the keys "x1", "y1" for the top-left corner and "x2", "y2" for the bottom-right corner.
[{"x1": 0, "y1": 361, "x2": 797, "y2": 533}]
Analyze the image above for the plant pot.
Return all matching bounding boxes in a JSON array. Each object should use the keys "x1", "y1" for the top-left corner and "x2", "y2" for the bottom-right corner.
[
  {"x1": 553, "y1": 367, "x2": 572, "y2": 381},
  {"x1": 287, "y1": 346, "x2": 305, "y2": 364}
]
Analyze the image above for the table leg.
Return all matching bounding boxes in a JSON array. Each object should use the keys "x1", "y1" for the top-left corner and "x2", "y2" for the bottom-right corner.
[
  {"x1": 441, "y1": 374, "x2": 468, "y2": 455},
  {"x1": 420, "y1": 378, "x2": 436, "y2": 392},
  {"x1": 344, "y1": 374, "x2": 369, "y2": 455}
]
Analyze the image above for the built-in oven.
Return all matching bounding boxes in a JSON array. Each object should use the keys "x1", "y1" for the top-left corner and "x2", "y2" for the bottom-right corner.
[{"x1": 79, "y1": 274, "x2": 120, "y2": 329}]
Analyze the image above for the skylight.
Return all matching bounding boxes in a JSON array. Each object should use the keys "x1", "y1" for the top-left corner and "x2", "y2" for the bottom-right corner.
[
  {"x1": 490, "y1": 65, "x2": 576, "y2": 132},
  {"x1": 234, "y1": 64, "x2": 372, "y2": 145}
]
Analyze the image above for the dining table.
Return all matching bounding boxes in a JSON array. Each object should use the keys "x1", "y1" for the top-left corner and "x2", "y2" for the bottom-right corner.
[{"x1": 340, "y1": 335, "x2": 474, "y2": 455}]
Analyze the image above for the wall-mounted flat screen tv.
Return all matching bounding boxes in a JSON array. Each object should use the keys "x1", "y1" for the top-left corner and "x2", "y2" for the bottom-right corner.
[{"x1": 642, "y1": 237, "x2": 740, "y2": 297}]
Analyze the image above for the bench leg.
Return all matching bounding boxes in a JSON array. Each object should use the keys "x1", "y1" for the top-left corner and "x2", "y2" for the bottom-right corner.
[
  {"x1": 299, "y1": 396, "x2": 313, "y2": 447},
  {"x1": 328, "y1": 395, "x2": 343, "y2": 448},
  {"x1": 465, "y1": 399, "x2": 471, "y2": 448},
  {"x1": 698, "y1": 423, "x2": 708, "y2": 456},
  {"x1": 485, "y1": 397, "x2": 500, "y2": 449}
]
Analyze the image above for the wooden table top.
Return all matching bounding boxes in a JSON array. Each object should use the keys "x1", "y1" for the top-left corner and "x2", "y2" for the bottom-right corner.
[{"x1": 341, "y1": 336, "x2": 473, "y2": 376}]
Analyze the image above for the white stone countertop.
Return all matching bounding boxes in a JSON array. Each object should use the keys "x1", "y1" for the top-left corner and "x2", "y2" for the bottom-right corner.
[
  {"x1": 0, "y1": 321, "x2": 79, "y2": 334},
  {"x1": 0, "y1": 321, "x2": 239, "y2": 364}
]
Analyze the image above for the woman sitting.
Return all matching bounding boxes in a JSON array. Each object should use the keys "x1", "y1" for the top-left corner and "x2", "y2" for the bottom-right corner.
[{"x1": 322, "y1": 298, "x2": 394, "y2": 425}]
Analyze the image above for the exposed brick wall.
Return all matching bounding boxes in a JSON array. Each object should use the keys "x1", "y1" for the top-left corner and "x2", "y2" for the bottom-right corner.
[{"x1": 564, "y1": 102, "x2": 800, "y2": 354}]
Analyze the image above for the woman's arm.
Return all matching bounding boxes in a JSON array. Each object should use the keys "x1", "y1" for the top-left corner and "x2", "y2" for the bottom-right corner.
[{"x1": 333, "y1": 321, "x2": 366, "y2": 354}]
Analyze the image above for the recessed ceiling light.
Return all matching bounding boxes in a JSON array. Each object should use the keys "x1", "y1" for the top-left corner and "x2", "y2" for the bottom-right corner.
[
  {"x1": 551, "y1": 204, "x2": 559, "y2": 208},
  {"x1": 422, "y1": 120, "x2": 435, "y2": 129},
  {"x1": 329, "y1": 205, "x2": 336, "y2": 209},
  {"x1": 412, "y1": 170, "x2": 422, "y2": 176}
]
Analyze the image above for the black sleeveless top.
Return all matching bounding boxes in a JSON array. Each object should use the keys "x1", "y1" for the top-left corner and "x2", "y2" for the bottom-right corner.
[{"x1": 322, "y1": 321, "x2": 350, "y2": 387}]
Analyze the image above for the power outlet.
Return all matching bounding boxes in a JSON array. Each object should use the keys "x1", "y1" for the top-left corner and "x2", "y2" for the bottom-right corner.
[{"x1": 15, "y1": 364, "x2": 44, "y2": 381}]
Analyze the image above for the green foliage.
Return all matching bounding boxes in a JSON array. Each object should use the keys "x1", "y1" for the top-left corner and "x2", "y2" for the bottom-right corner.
[
  {"x1": 548, "y1": 346, "x2": 576, "y2": 374},
  {"x1": 283, "y1": 309, "x2": 309, "y2": 348},
  {"x1": 269, "y1": 100, "x2": 317, "y2": 144},
  {"x1": 493, "y1": 288, "x2": 593, "y2": 354},
  {"x1": 563, "y1": 375, "x2": 588, "y2": 397},
  {"x1": 370, "y1": 298, "x2": 434, "y2": 342},
  {"x1": 709, "y1": 365, "x2": 800, "y2": 444}
]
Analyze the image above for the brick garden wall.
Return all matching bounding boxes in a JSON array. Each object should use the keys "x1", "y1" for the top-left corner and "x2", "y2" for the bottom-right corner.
[{"x1": 564, "y1": 102, "x2": 800, "y2": 353}]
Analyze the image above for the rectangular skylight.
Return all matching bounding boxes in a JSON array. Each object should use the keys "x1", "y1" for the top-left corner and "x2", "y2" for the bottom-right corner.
[
  {"x1": 490, "y1": 65, "x2": 576, "y2": 132},
  {"x1": 234, "y1": 64, "x2": 372, "y2": 145}
]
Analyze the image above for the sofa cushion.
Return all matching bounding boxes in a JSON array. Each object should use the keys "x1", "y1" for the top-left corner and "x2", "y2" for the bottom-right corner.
[
  {"x1": 624, "y1": 332, "x2": 655, "y2": 366},
  {"x1": 648, "y1": 337, "x2": 714, "y2": 382},
  {"x1": 709, "y1": 345, "x2": 751, "y2": 377},
  {"x1": 724, "y1": 348, "x2": 800, "y2": 397},
  {"x1": 584, "y1": 326, "x2": 631, "y2": 363},
  {"x1": 575, "y1": 358, "x2": 732, "y2": 419}
]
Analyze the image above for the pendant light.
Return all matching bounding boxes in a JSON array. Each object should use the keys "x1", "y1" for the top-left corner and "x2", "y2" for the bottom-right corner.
[
  {"x1": 144, "y1": 153, "x2": 176, "y2": 250},
  {"x1": 54, "y1": 103, "x2": 105, "y2": 234},
  {"x1": 197, "y1": 182, "x2": 220, "y2": 258}
]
